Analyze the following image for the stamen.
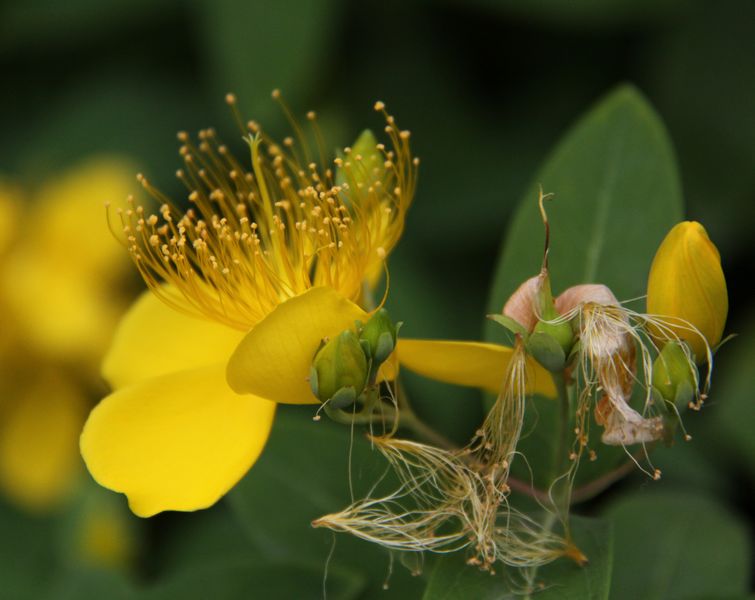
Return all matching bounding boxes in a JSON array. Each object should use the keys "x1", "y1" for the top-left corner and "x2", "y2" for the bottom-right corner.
[{"x1": 111, "y1": 97, "x2": 418, "y2": 330}]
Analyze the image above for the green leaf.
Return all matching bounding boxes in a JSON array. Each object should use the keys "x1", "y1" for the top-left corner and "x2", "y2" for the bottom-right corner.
[
  {"x1": 708, "y1": 318, "x2": 755, "y2": 477},
  {"x1": 605, "y1": 491, "x2": 751, "y2": 600},
  {"x1": 0, "y1": 498, "x2": 59, "y2": 600},
  {"x1": 487, "y1": 84, "x2": 682, "y2": 319},
  {"x1": 422, "y1": 516, "x2": 612, "y2": 599},
  {"x1": 227, "y1": 407, "x2": 425, "y2": 599},
  {"x1": 485, "y1": 84, "x2": 683, "y2": 491},
  {"x1": 43, "y1": 568, "x2": 132, "y2": 600},
  {"x1": 142, "y1": 559, "x2": 364, "y2": 600}
]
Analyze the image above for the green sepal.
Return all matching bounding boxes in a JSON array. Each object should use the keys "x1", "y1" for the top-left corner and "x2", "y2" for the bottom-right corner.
[
  {"x1": 526, "y1": 331, "x2": 567, "y2": 372},
  {"x1": 328, "y1": 386, "x2": 358, "y2": 410},
  {"x1": 359, "y1": 308, "x2": 398, "y2": 369},
  {"x1": 652, "y1": 341, "x2": 698, "y2": 409},
  {"x1": 487, "y1": 314, "x2": 529, "y2": 338}
]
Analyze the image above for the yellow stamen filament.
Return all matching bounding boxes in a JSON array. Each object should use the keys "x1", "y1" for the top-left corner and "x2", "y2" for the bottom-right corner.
[{"x1": 109, "y1": 99, "x2": 418, "y2": 330}]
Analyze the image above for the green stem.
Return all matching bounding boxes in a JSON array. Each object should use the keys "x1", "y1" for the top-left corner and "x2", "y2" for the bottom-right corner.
[{"x1": 551, "y1": 370, "x2": 573, "y2": 528}]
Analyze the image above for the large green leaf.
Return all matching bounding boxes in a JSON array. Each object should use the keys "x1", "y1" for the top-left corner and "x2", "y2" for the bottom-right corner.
[
  {"x1": 142, "y1": 560, "x2": 363, "y2": 600},
  {"x1": 605, "y1": 491, "x2": 750, "y2": 600},
  {"x1": 43, "y1": 568, "x2": 132, "y2": 600},
  {"x1": 0, "y1": 499, "x2": 59, "y2": 600},
  {"x1": 422, "y1": 516, "x2": 612, "y2": 599},
  {"x1": 707, "y1": 318, "x2": 755, "y2": 478},
  {"x1": 227, "y1": 407, "x2": 425, "y2": 599},
  {"x1": 485, "y1": 85, "x2": 683, "y2": 491}
]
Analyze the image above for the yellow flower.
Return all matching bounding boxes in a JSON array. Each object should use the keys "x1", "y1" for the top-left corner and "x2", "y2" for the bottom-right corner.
[
  {"x1": 646, "y1": 221, "x2": 728, "y2": 360},
  {"x1": 80, "y1": 101, "x2": 555, "y2": 517},
  {"x1": 0, "y1": 159, "x2": 136, "y2": 511},
  {"x1": 1, "y1": 158, "x2": 137, "y2": 369}
]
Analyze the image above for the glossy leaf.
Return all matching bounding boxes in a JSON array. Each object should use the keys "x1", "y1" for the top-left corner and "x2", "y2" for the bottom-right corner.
[
  {"x1": 606, "y1": 492, "x2": 750, "y2": 600},
  {"x1": 422, "y1": 516, "x2": 612, "y2": 599},
  {"x1": 227, "y1": 407, "x2": 425, "y2": 599},
  {"x1": 142, "y1": 560, "x2": 364, "y2": 600}
]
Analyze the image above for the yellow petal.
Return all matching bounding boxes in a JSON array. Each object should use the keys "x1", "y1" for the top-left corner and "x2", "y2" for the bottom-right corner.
[
  {"x1": 1, "y1": 254, "x2": 123, "y2": 365},
  {"x1": 28, "y1": 157, "x2": 138, "y2": 278},
  {"x1": 647, "y1": 221, "x2": 728, "y2": 360},
  {"x1": 80, "y1": 364, "x2": 275, "y2": 517},
  {"x1": 0, "y1": 373, "x2": 87, "y2": 511},
  {"x1": 227, "y1": 287, "x2": 367, "y2": 404},
  {"x1": 103, "y1": 287, "x2": 245, "y2": 390},
  {"x1": 396, "y1": 339, "x2": 556, "y2": 398}
]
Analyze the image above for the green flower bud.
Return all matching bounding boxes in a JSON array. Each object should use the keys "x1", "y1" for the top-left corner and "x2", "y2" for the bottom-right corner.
[
  {"x1": 310, "y1": 330, "x2": 369, "y2": 407},
  {"x1": 336, "y1": 129, "x2": 386, "y2": 193},
  {"x1": 526, "y1": 272, "x2": 575, "y2": 372},
  {"x1": 359, "y1": 308, "x2": 398, "y2": 366},
  {"x1": 652, "y1": 341, "x2": 697, "y2": 409}
]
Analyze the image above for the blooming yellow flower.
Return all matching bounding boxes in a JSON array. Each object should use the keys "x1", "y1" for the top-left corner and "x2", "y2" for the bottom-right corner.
[
  {"x1": 81, "y1": 101, "x2": 555, "y2": 517},
  {"x1": 647, "y1": 221, "x2": 728, "y2": 360},
  {"x1": 0, "y1": 158, "x2": 136, "y2": 511}
]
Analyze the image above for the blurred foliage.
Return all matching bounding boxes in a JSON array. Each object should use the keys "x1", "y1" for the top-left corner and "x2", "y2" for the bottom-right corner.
[{"x1": 0, "y1": 0, "x2": 752, "y2": 597}]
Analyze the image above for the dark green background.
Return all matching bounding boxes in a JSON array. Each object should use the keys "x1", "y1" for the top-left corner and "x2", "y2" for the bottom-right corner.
[{"x1": 0, "y1": 0, "x2": 752, "y2": 598}]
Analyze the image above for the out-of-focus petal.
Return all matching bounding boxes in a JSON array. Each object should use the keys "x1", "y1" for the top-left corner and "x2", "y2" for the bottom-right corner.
[{"x1": 0, "y1": 373, "x2": 87, "y2": 511}]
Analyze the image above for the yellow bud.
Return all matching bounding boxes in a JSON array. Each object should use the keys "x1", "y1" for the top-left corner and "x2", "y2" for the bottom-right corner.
[{"x1": 647, "y1": 221, "x2": 727, "y2": 361}]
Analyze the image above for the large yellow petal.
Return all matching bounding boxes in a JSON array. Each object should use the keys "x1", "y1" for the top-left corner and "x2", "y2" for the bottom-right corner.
[
  {"x1": 103, "y1": 287, "x2": 245, "y2": 390},
  {"x1": 396, "y1": 339, "x2": 556, "y2": 398},
  {"x1": 0, "y1": 372, "x2": 87, "y2": 511},
  {"x1": 80, "y1": 364, "x2": 275, "y2": 517},
  {"x1": 227, "y1": 287, "x2": 367, "y2": 404}
]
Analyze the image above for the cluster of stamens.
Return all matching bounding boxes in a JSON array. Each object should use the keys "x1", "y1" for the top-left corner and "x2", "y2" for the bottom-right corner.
[{"x1": 109, "y1": 94, "x2": 418, "y2": 330}]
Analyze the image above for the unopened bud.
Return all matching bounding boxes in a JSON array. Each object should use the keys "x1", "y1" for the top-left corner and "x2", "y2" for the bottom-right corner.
[
  {"x1": 647, "y1": 221, "x2": 727, "y2": 362},
  {"x1": 309, "y1": 330, "x2": 369, "y2": 407},
  {"x1": 336, "y1": 129, "x2": 386, "y2": 193},
  {"x1": 360, "y1": 308, "x2": 398, "y2": 366}
]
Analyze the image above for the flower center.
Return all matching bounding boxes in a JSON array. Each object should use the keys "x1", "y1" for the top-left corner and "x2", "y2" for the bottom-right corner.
[{"x1": 111, "y1": 97, "x2": 418, "y2": 330}]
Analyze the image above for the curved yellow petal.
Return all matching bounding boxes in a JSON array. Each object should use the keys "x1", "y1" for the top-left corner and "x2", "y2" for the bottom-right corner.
[
  {"x1": 396, "y1": 339, "x2": 556, "y2": 398},
  {"x1": 103, "y1": 287, "x2": 245, "y2": 390},
  {"x1": 647, "y1": 221, "x2": 727, "y2": 360},
  {"x1": 81, "y1": 364, "x2": 275, "y2": 517},
  {"x1": 0, "y1": 373, "x2": 87, "y2": 511},
  {"x1": 227, "y1": 287, "x2": 367, "y2": 404}
]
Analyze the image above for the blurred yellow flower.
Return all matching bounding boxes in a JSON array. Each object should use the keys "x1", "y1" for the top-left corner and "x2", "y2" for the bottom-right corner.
[
  {"x1": 647, "y1": 221, "x2": 728, "y2": 360},
  {"x1": 0, "y1": 158, "x2": 136, "y2": 512},
  {"x1": 81, "y1": 102, "x2": 555, "y2": 518}
]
